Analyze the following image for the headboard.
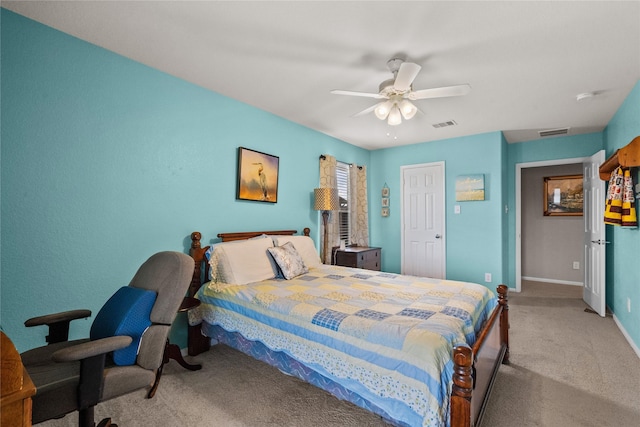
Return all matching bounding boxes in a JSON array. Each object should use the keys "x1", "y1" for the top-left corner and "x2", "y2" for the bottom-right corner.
[
  {"x1": 188, "y1": 228, "x2": 311, "y2": 298},
  {"x1": 187, "y1": 228, "x2": 310, "y2": 356}
]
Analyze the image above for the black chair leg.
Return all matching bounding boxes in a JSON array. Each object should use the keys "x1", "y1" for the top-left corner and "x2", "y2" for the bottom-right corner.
[
  {"x1": 78, "y1": 406, "x2": 95, "y2": 427},
  {"x1": 78, "y1": 407, "x2": 114, "y2": 427}
]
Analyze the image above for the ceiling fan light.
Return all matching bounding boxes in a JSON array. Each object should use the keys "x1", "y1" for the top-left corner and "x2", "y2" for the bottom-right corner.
[
  {"x1": 374, "y1": 100, "x2": 392, "y2": 120},
  {"x1": 400, "y1": 100, "x2": 417, "y2": 120},
  {"x1": 387, "y1": 106, "x2": 402, "y2": 126}
]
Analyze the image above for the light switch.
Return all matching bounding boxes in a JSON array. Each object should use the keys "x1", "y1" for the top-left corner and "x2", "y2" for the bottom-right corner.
[{"x1": 454, "y1": 205, "x2": 461, "y2": 214}]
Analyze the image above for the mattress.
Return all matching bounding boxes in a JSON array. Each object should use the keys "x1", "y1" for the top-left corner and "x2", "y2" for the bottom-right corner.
[{"x1": 191, "y1": 264, "x2": 496, "y2": 427}]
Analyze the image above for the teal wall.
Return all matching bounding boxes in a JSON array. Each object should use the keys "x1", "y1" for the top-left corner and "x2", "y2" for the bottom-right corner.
[
  {"x1": 603, "y1": 81, "x2": 640, "y2": 348},
  {"x1": 0, "y1": 10, "x2": 369, "y2": 352},
  {"x1": 369, "y1": 132, "x2": 506, "y2": 285}
]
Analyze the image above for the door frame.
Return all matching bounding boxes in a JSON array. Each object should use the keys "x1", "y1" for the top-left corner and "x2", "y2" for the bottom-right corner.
[
  {"x1": 515, "y1": 156, "x2": 589, "y2": 292},
  {"x1": 400, "y1": 161, "x2": 446, "y2": 278}
]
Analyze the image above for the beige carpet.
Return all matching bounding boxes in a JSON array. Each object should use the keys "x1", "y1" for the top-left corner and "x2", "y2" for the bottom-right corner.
[{"x1": 40, "y1": 282, "x2": 640, "y2": 427}]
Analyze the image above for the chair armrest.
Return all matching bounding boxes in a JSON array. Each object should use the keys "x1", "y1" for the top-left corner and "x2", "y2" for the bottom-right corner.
[
  {"x1": 24, "y1": 309, "x2": 92, "y2": 345},
  {"x1": 52, "y1": 335, "x2": 133, "y2": 411},
  {"x1": 24, "y1": 309, "x2": 92, "y2": 327},
  {"x1": 52, "y1": 335, "x2": 133, "y2": 363}
]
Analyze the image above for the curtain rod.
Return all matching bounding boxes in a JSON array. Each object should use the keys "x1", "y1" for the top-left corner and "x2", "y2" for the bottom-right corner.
[{"x1": 320, "y1": 155, "x2": 362, "y2": 169}]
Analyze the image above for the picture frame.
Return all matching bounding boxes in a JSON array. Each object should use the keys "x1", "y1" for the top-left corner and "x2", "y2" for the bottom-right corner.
[
  {"x1": 543, "y1": 174, "x2": 583, "y2": 216},
  {"x1": 381, "y1": 197, "x2": 389, "y2": 207},
  {"x1": 382, "y1": 186, "x2": 390, "y2": 197},
  {"x1": 381, "y1": 207, "x2": 389, "y2": 217},
  {"x1": 237, "y1": 147, "x2": 279, "y2": 203},
  {"x1": 456, "y1": 174, "x2": 485, "y2": 201}
]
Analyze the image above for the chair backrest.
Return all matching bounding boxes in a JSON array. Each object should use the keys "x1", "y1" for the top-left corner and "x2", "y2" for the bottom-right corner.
[{"x1": 128, "y1": 251, "x2": 194, "y2": 370}]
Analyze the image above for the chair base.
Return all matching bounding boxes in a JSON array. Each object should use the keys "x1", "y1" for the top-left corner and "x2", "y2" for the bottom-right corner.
[{"x1": 97, "y1": 418, "x2": 114, "y2": 427}]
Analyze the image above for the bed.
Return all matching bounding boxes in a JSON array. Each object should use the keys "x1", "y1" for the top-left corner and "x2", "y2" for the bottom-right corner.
[{"x1": 186, "y1": 229, "x2": 509, "y2": 427}]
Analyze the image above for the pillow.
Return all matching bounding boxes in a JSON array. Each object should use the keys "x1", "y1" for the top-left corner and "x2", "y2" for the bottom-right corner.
[
  {"x1": 208, "y1": 237, "x2": 277, "y2": 284},
  {"x1": 274, "y1": 235, "x2": 322, "y2": 268},
  {"x1": 90, "y1": 286, "x2": 157, "y2": 366},
  {"x1": 267, "y1": 241, "x2": 309, "y2": 279},
  {"x1": 204, "y1": 234, "x2": 278, "y2": 280}
]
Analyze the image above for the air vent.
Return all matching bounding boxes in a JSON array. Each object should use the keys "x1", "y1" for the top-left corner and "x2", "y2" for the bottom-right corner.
[
  {"x1": 539, "y1": 127, "x2": 570, "y2": 137},
  {"x1": 432, "y1": 120, "x2": 457, "y2": 129}
]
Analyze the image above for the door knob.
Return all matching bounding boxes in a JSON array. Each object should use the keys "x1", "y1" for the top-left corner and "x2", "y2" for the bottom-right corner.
[{"x1": 435, "y1": 234, "x2": 442, "y2": 239}]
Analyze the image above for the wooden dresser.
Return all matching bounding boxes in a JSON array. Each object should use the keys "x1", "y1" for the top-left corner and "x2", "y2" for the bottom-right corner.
[
  {"x1": 1, "y1": 332, "x2": 36, "y2": 427},
  {"x1": 333, "y1": 246, "x2": 381, "y2": 271}
]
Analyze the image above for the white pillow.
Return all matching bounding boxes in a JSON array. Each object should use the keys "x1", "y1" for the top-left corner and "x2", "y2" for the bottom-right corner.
[
  {"x1": 267, "y1": 242, "x2": 308, "y2": 280},
  {"x1": 208, "y1": 237, "x2": 277, "y2": 285},
  {"x1": 273, "y1": 235, "x2": 322, "y2": 268}
]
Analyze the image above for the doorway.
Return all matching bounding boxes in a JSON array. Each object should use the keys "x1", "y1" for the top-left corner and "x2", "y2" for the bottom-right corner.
[{"x1": 515, "y1": 156, "x2": 588, "y2": 292}]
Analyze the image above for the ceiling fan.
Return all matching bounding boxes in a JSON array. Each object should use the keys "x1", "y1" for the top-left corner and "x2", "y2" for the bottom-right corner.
[{"x1": 331, "y1": 58, "x2": 471, "y2": 126}]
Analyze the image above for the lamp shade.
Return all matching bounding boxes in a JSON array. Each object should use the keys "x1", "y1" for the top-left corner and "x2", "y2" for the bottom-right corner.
[
  {"x1": 374, "y1": 100, "x2": 393, "y2": 120},
  {"x1": 399, "y1": 99, "x2": 418, "y2": 120},
  {"x1": 314, "y1": 188, "x2": 339, "y2": 211},
  {"x1": 387, "y1": 105, "x2": 402, "y2": 126}
]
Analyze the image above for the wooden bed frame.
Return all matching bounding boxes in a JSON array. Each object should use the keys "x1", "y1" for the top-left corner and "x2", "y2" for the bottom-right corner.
[{"x1": 187, "y1": 229, "x2": 509, "y2": 427}]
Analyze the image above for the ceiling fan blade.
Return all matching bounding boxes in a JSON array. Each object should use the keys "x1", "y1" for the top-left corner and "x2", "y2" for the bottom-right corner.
[
  {"x1": 352, "y1": 104, "x2": 379, "y2": 117},
  {"x1": 331, "y1": 89, "x2": 386, "y2": 99},
  {"x1": 393, "y1": 62, "x2": 422, "y2": 92},
  {"x1": 409, "y1": 84, "x2": 471, "y2": 100}
]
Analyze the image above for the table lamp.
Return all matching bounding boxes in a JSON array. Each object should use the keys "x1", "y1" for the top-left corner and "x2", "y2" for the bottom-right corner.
[{"x1": 314, "y1": 187, "x2": 339, "y2": 263}]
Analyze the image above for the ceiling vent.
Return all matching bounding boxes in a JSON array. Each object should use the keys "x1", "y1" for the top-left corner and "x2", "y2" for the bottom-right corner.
[
  {"x1": 432, "y1": 120, "x2": 457, "y2": 129},
  {"x1": 539, "y1": 127, "x2": 570, "y2": 137}
]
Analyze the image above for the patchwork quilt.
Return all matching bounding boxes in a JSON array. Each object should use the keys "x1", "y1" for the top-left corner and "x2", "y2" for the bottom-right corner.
[{"x1": 191, "y1": 265, "x2": 496, "y2": 427}]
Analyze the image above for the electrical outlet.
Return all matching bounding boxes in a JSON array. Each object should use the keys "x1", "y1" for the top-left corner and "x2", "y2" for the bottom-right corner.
[
  {"x1": 572, "y1": 261, "x2": 580, "y2": 270},
  {"x1": 628, "y1": 297, "x2": 631, "y2": 313},
  {"x1": 484, "y1": 273, "x2": 492, "y2": 283}
]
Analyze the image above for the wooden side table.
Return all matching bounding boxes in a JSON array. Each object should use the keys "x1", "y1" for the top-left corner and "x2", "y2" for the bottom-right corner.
[
  {"x1": 148, "y1": 297, "x2": 202, "y2": 398},
  {"x1": 333, "y1": 246, "x2": 381, "y2": 271},
  {"x1": 1, "y1": 332, "x2": 36, "y2": 427}
]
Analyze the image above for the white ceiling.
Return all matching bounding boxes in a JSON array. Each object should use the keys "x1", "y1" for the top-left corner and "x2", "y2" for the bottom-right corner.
[{"x1": 4, "y1": 1, "x2": 640, "y2": 150}]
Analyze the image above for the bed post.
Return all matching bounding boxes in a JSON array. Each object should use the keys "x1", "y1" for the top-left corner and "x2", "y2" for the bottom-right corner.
[
  {"x1": 188, "y1": 231, "x2": 211, "y2": 356},
  {"x1": 451, "y1": 345, "x2": 473, "y2": 427},
  {"x1": 497, "y1": 284, "x2": 510, "y2": 364}
]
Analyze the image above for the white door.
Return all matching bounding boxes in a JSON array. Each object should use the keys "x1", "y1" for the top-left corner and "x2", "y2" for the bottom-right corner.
[
  {"x1": 583, "y1": 150, "x2": 607, "y2": 316},
  {"x1": 401, "y1": 163, "x2": 445, "y2": 278}
]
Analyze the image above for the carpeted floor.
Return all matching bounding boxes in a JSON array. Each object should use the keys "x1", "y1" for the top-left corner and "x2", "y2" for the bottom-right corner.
[{"x1": 40, "y1": 282, "x2": 640, "y2": 426}]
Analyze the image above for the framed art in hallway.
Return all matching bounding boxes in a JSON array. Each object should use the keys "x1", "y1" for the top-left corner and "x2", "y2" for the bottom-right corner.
[
  {"x1": 237, "y1": 147, "x2": 279, "y2": 203},
  {"x1": 543, "y1": 174, "x2": 583, "y2": 216}
]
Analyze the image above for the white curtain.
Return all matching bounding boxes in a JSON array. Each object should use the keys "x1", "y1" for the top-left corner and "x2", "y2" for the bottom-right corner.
[
  {"x1": 349, "y1": 164, "x2": 369, "y2": 246},
  {"x1": 319, "y1": 155, "x2": 338, "y2": 263}
]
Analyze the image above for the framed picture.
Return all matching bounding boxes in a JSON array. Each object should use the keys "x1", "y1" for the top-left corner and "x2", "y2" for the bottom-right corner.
[
  {"x1": 543, "y1": 174, "x2": 583, "y2": 216},
  {"x1": 237, "y1": 147, "x2": 279, "y2": 203},
  {"x1": 456, "y1": 174, "x2": 485, "y2": 201},
  {"x1": 381, "y1": 197, "x2": 389, "y2": 207},
  {"x1": 381, "y1": 207, "x2": 389, "y2": 217},
  {"x1": 382, "y1": 186, "x2": 390, "y2": 197}
]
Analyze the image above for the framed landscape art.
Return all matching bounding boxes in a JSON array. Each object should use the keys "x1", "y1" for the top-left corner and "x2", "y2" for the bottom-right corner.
[{"x1": 543, "y1": 174, "x2": 583, "y2": 216}]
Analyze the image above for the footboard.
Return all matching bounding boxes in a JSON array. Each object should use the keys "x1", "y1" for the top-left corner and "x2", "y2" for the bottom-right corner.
[{"x1": 451, "y1": 284, "x2": 509, "y2": 427}]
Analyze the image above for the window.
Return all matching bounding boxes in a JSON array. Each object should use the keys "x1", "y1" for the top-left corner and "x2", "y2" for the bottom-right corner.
[{"x1": 336, "y1": 162, "x2": 350, "y2": 245}]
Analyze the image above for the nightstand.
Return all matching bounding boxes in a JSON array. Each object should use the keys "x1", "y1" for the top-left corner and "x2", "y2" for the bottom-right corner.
[{"x1": 333, "y1": 246, "x2": 381, "y2": 271}]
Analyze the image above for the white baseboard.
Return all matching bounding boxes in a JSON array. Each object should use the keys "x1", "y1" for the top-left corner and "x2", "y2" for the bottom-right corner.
[
  {"x1": 612, "y1": 314, "x2": 640, "y2": 360},
  {"x1": 522, "y1": 276, "x2": 583, "y2": 286}
]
